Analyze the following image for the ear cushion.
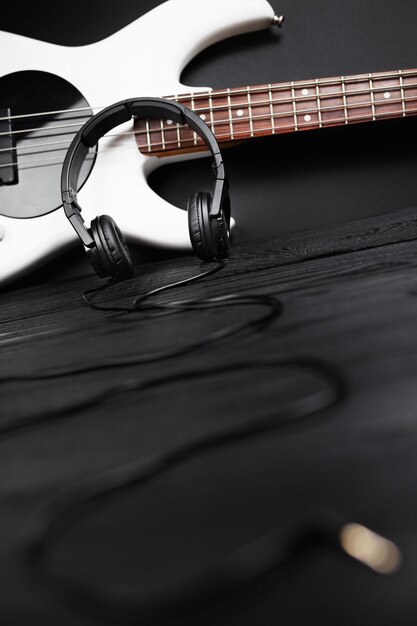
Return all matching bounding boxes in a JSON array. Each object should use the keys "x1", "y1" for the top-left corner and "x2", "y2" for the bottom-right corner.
[
  {"x1": 187, "y1": 192, "x2": 212, "y2": 261},
  {"x1": 188, "y1": 192, "x2": 230, "y2": 261},
  {"x1": 89, "y1": 215, "x2": 133, "y2": 280}
]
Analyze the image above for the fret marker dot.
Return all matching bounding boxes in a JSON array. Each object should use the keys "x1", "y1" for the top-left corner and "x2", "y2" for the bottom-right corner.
[
  {"x1": 304, "y1": 114, "x2": 312, "y2": 122},
  {"x1": 166, "y1": 119, "x2": 173, "y2": 125},
  {"x1": 200, "y1": 114, "x2": 206, "y2": 121},
  {"x1": 302, "y1": 88, "x2": 309, "y2": 96},
  {"x1": 236, "y1": 109, "x2": 244, "y2": 117},
  {"x1": 384, "y1": 92, "x2": 391, "y2": 99}
]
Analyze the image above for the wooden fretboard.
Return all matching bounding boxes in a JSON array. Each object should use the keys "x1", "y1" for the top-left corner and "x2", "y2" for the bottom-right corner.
[{"x1": 134, "y1": 69, "x2": 417, "y2": 156}]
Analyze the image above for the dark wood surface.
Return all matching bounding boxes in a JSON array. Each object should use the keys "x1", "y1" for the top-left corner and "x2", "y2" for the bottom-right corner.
[
  {"x1": 2, "y1": 1, "x2": 417, "y2": 622},
  {"x1": 2, "y1": 207, "x2": 417, "y2": 625}
]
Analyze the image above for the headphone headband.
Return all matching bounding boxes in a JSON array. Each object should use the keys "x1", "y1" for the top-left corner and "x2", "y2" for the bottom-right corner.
[{"x1": 61, "y1": 97, "x2": 227, "y2": 247}]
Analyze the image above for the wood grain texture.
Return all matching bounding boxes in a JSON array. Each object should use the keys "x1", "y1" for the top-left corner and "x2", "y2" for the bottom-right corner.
[{"x1": 2, "y1": 208, "x2": 417, "y2": 624}]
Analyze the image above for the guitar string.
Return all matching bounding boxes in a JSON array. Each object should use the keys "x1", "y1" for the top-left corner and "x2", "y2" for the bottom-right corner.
[
  {"x1": 1, "y1": 96, "x2": 416, "y2": 171},
  {"x1": 3, "y1": 103, "x2": 417, "y2": 172},
  {"x1": 134, "y1": 97, "x2": 417, "y2": 146},
  {"x1": 2, "y1": 83, "x2": 416, "y2": 154},
  {"x1": 1, "y1": 79, "x2": 417, "y2": 142},
  {"x1": 173, "y1": 82, "x2": 417, "y2": 115},
  {"x1": 171, "y1": 68, "x2": 417, "y2": 99},
  {"x1": 1, "y1": 69, "x2": 417, "y2": 124}
]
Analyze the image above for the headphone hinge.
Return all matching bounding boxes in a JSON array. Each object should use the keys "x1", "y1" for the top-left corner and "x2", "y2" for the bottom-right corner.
[
  {"x1": 62, "y1": 189, "x2": 94, "y2": 248},
  {"x1": 212, "y1": 152, "x2": 225, "y2": 180}
]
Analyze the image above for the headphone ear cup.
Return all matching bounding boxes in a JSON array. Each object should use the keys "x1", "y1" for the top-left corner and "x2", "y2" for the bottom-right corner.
[
  {"x1": 210, "y1": 207, "x2": 230, "y2": 260},
  {"x1": 188, "y1": 192, "x2": 230, "y2": 261},
  {"x1": 187, "y1": 192, "x2": 212, "y2": 261},
  {"x1": 88, "y1": 215, "x2": 133, "y2": 280}
]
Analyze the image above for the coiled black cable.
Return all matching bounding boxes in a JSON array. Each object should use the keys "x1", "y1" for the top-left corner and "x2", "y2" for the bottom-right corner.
[
  {"x1": 4, "y1": 261, "x2": 352, "y2": 623},
  {"x1": 22, "y1": 357, "x2": 344, "y2": 624},
  {"x1": 1, "y1": 263, "x2": 281, "y2": 436}
]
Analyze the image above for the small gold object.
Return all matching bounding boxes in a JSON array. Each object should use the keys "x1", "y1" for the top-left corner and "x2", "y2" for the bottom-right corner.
[{"x1": 339, "y1": 523, "x2": 402, "y2": 574}]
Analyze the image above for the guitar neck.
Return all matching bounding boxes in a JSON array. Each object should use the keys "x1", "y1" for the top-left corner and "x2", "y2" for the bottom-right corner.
[{"x1": 135, "y1": 68, "x2": 417, "y2": 156}]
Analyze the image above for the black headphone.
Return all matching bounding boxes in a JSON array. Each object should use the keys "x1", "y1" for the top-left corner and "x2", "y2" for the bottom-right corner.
[{"x1": 61, "y1": 97, "x2": 231, "y2": 281}]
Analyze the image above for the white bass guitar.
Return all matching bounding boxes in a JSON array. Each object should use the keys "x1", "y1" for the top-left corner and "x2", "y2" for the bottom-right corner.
[
  {"x1": 0, "y1": 0, "x2": 276, "y2": 285},
  {"x1": 2, "y1": 0, "x2": 417, "y2": 285}
]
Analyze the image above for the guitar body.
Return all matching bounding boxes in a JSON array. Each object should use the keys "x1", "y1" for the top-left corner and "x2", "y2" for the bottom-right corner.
[{"x1": 0, "y1": 0, "x2": 274, "y2": 285}]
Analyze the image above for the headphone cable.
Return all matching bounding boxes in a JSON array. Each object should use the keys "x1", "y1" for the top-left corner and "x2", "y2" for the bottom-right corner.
[{"x1": 22, "y1": 357, "x2": 345, "y2": 624}]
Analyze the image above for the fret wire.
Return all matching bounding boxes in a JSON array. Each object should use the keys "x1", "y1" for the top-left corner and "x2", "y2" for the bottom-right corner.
[
  {"x1": 170, "y1": 94, "x2": 180, "y2": 149},
  {"x1": 145, "y1": 120, "x2": 151, "y2": 151},
  {"x1": 268, "y1": 83, "x2": 275, "y2": 134},
  {"x1": 176, "y1": 120, "x2": 181, "y2": 149},
  {"x1": 246, "y1": 87, "x2": 254, "y2": 138},
  {"x1": 227, "y1": 88, "x2": 234, "y2": 140},
  {"x1": 290, "y1": 82, "x2": 298, "y2": 130},
  {"x1": 341, "y1": 77, "x2": 348, "y2": 124},
  {"x1": 369, "y1": 74, "x2": 376, "y2": 121},
  {"x1": 190, "y1": 93, "x2": 198, "y2": 146},
  {"x1": 159, "y1": 119, "x2": 166, "y2": 150},
  {"x1": 208, "y1": 91, "x2": 215, "y2": 134},
  {"x1": 398, "y1": 70, "x2": 407, "y2": 117},
  {"x1": 315, "y1": 79, "x2": 323, "y2": 128},
  {"x1": 137, "y1": 94, "x2": 415, "y2": 143}
]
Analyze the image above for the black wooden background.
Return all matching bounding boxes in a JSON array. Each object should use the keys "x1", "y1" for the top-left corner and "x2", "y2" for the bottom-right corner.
[
  {"x1": 3, "y1": 210, "x2": 417, "y2": 625},
  {"x1": 2, "y1": 0, "x2": 417, "y2": 624}
]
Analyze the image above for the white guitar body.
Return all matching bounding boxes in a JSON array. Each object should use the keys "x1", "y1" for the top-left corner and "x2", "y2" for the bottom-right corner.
[{"x1": 0, "y1": 0, "x2": 274, "y2": 285}]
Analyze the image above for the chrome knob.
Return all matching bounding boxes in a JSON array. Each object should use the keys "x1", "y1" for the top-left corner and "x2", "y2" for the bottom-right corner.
[{"x1": 272, "y1": 14, "x2": 285, "y2": 27}]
